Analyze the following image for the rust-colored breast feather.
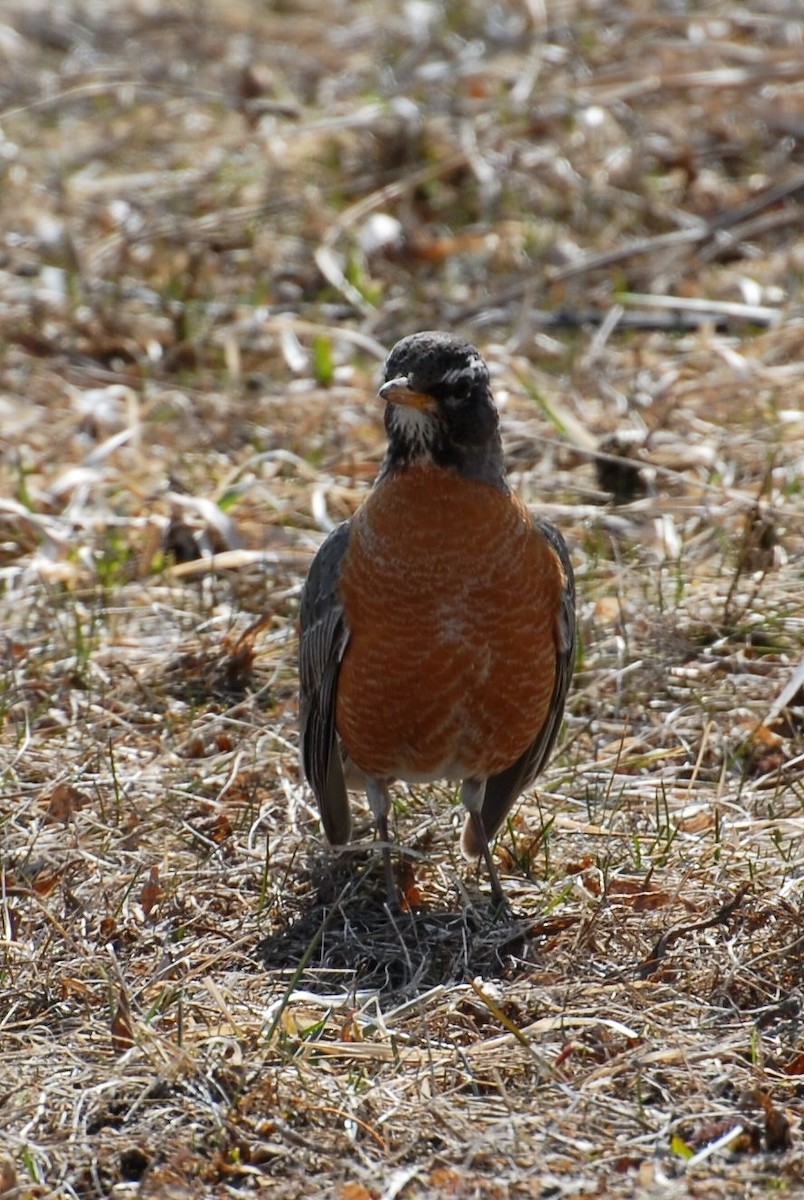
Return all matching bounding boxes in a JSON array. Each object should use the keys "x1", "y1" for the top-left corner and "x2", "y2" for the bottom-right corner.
[{"x1": 335, "y1": 465, "x2": 566, "y2": 783}]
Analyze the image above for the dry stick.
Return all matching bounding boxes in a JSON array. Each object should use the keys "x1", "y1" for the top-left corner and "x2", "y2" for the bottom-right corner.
[
  {"x1": 618, "y1": 293, "x2": 781, "y2": 326},
  {"x1": 636, "y1": 883, "x2": 751, "y2": 980},
  {"x1": 467, "y1": 978, "x2": 562, "y2": 1081},
  {"x1": 498, "y1": 305, "x2": 777, "y2": 333},
  {"x1": 455, "y1": 169, "x2": 804, "y2": 323},
  {"x1": 765, "y1": 657, "x2": 804, "y2": 726},
  {"x1": 698, "y1": 206, "x2": 804, "y2": 264},
  {"x1": 457, "y1": 228, "x2": 712, "y2": 324}
]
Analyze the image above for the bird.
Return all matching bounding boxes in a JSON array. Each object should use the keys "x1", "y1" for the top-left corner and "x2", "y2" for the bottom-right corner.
[{"x1": 298, "y1": 331, "x2": 575, "y2": 906}]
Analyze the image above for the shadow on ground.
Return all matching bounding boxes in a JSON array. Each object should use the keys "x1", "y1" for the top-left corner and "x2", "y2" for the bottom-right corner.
[{"x1": 257, "y1": 852, "x2": 578, "y2": 995}]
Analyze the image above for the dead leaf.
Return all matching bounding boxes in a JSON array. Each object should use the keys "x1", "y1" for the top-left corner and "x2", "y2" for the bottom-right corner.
[
  {"x1": 410, "y1": 231, "x2": 490, "y2": 262},
  {"x1": 111, "y1": 988, "x2": 135, "y2": 1054},
  {"x1": 765, "y1": 1107, "x2": 793, "y2": 1153},
  {"x1": 208, "y1": 813, "x2": 233, "y2": 844},
  {"x1": 751, "y1": 723, "x2": 784, "y2": 748},
  {"x1": 593, "y1": 596, "x2": 624, "y2": 623},
  {"x1": 184, "y1": 737, "x2": 206, "y2": 759},
  {"x1": 688, "y1": 1117, "x2": 760, "y2": 1154},
  {"x1": 163, "y1": 516, "x2": 200, "y2": 564},
  {"x1": 337, "y1": 1184, "x2": 377, "y2": 1200},
  {"x1": 397, "y1": 859, "x2": 423, "y2": 910},
  {"x1": 339, "y1": 1014, "x2": 363, "y2": 1043},
  {"x1": 99, "y1": 916, "x2": 118, "y2": 942},
  {"x1": 426, "y1": 1168, "x2": 465, "y2": 1196},
  {"x1": 737, "y1": 504, "x2": 778, "y2": 574},
  {"x1": 43, "y1": 782, "x2": 91, "y2": 824},
  {"x1": 606, "y1": 877, "x2": 672, "y2": 912},
  {"x1": 0, "y1": 1154, "x2": 18, "y2": 1197},
  {"x1": 749, "y1": 1090, "x2": 793, "y2": 1152},
  {"x1": 60, "y1": 976, "x2": 93, "y2": 1000},
  {"x1": 783, "y1": 1051, "x2": 804, "y2": 1076},
  {"x1": 677, "y1": 809, "x2": 714, "y2": 833},
  {"x1": 565, "y1": 856, "x2": 595, "y2": 875},
  {"x1": 31, "y1": 870, "x2": 61, "y2": 896},
  {"x1": 140, "y1": 865, "x2": 162, "y2": 918}
]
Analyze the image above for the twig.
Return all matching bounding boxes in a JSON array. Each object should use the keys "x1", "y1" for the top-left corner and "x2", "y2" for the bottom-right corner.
[
  {"x1": 456, "y1": 170, "x2": 804, "y2": 321},
  {"x1": 476, "y1": 305, "x2": 780, "y2": 333},
  {"x1": 619, "y1": 293, "x2": 781, "y2": 327},
  {"x1": 637, "y1": 884, "x2": 751, "y2": 980}
]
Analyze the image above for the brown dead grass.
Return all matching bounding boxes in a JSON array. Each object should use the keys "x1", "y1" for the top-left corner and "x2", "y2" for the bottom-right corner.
[{"x1": 1, "y1": 1, "x2": 803, "y2": 1196}]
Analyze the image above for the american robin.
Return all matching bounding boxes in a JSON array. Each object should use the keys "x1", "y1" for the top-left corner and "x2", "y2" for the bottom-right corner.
[{"x1": 299, "y1": 331, "x2": 575, "y2": 905}]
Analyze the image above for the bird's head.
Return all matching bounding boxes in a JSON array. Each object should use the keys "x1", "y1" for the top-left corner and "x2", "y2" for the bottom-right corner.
[{"x1": 378, "y1": 331, "x2": 505, "y2": 485}]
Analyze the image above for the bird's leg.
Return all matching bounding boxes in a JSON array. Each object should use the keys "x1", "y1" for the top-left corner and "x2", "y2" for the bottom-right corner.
[
  {"x1": 462, "y1": 779, "x2": 507, "y2": 908},
  {"x1": 469, "y1": 811, "x2": 507, "y2": 908},
  {"x1": 365, "y1": 778, "x2": 398, "y2": 907}
]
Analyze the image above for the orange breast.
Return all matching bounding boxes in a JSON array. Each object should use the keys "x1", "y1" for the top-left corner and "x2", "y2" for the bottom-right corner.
[{"x1": 335, "y1": 465, "x2": 567, "y2": 782}]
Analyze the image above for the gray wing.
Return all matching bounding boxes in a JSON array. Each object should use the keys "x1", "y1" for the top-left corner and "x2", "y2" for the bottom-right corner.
[
  {"x1": 477, "y1": 516, "x2": 576, "y2": 843},
  {"x1": 298, "y1": 522, "x2": 352, "y2": 844}
]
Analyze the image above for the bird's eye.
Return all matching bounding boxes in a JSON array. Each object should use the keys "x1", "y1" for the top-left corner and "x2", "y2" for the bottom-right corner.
[
  {"x1": 433, "y1": 372, "x2": 470, "y2": 408},
  {"x1": 444, "y1": 388, "x2": 468, "y2": 408}
]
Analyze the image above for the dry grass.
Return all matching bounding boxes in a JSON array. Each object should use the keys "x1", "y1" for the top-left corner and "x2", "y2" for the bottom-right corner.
[{"x1": 1, "y1": 1, "x2": 803, "y2": 1196}]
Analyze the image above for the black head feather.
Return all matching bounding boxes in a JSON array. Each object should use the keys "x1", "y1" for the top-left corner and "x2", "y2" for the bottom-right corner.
[{"x1": 378, "y1": 332, "x2": 506, "y2": 487}]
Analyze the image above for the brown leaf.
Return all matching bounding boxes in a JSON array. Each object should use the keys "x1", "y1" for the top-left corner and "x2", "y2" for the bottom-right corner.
[
  {"x1": 527, "y1": 914, "x2": 583, "y2": 940},
  {"x1": 783, "y1": 1051, "x2": 804, "y2": 1076},
  {"x1": 339, "y1": 1014, "x2": 363, "y2": 1044},
  {"x1": 138, "y1": 1149, "x2": 206, "y2": 1198},
  {"x1": 232, "y1": 612, "x2": 273, "y2": 655},
  {"x1": 120, "y1": 813, "x2": 142, "y2": 850},
  {"x1": 688, "y1": 1117, "x2": 760, "y2": 1154},
  {"x1": 111, "y1": 988, "x2": 135, "y2": 1054},
  {"x1": 139, "y1": 865, "x2": 163, "y2": 918},
  {"x1": 564, "y1": 855, "x2": 595, "y2": 875},
  {"x1": 751, "y1": 723, "x2": 784, "y2": 748},
  {"x1": 0, "y1": 1154, "x2": 18, "y2": 1197},
  {"x1": 60, "y1": 976, "x2": 93, "y2": 1000},
  {"x1": 208, "y1": 813, "x2": 233, "y2": 844},
  {"x1": 606, "y1": 877, "x2": 672, "y2": 912},
  {"x1": 426, "y1": 1171, "x2": 463, "y2": 1196},
  {"x1": 43, "y1": 782, "x2": 91, "y2": 824},
  {"x1": 737, "y1": 504, "x2": 778, "y2": 574},
  {"x1": 766, "y1": 1107, "x2": 793, "y2": 1153},
  {"x1": 749, "y1": 1090, "x2": 793, "y2": 1152},
  {"x1": 31, "y1": 870, "x2": 61, "y2": 896},
  {"x1": 337, "y1": 1184, "x2": 377, "y2": 1200},
  {"x1": 410, "y1": 231, "x2": 489, "y2": 262},
  {"x1": 592, "y1": 596, "x2": 623, "y2": 623},
  {"x1": 677, "y1": 809, "x2": 714, "y2": 834},
  {"x1": 397, "y1": 859, "x2": 423, "y2": 910},
  {"x1": 99, "y1": 916, "x2": 118, "y2": 942}
]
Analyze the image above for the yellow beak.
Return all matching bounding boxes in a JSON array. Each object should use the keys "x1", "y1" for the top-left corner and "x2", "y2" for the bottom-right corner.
[{"x1": 378, "y1": 376, "x2": 437, "y2": 413}]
